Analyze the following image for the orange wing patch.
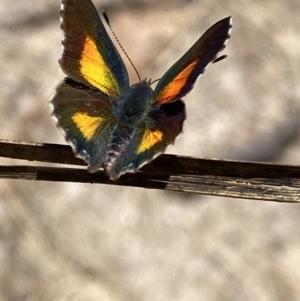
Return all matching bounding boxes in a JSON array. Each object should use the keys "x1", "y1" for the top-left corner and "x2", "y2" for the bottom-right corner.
[
  {"x1": 155, "y1": 60, "x2": 197, "y2": 104},
  {"x1": 137, "y1": 129, "x2": 163, "y2": 154},
  {"x1": 71, "y1": 112, "x2": 103, "y2": 140},
  {"x1": 80, "y1": 36, "x2": 120, "y2": 98}
]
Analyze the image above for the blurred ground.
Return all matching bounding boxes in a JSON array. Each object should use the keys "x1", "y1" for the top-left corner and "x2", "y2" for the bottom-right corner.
[{"x1": 1, "y1": 0, "x2": 300, "y2": 300}]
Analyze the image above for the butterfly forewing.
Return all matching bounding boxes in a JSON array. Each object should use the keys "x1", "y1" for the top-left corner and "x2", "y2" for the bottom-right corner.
[
  {"x1": 153, "y1": 17, "x2": 232, "y2": 105},
  {"x1": 60, "y1": 0, "x2": 129, "y2": 99}
]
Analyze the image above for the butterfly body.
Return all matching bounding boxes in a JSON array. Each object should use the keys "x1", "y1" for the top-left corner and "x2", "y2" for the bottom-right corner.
[{"x1": 51, "y1": 0, "x2": 232, "y2": 180}]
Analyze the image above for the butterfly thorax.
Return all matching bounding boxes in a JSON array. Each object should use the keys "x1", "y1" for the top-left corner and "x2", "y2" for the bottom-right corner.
[{"x1": 112, "y1": 82, "x2": 154, "y2": 124}]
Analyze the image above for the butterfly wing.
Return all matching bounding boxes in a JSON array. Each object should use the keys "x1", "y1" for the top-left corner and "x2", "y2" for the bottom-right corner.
[
  {"x1": 60, "y1": 0, "x2": 129, "y2": 99},
  {"x1": 104, "y1": 100, "x2": 185, "y2": 180},
  {"x1": 153, "y1": 17, "x2": 232, "y2": 105},
  {"x1": 51, "y1": 78, "x2": 117, "y2": 169}
]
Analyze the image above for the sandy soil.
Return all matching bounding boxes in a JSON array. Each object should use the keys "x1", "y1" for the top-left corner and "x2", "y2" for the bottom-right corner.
[{"x1": 1, "y1": 0, "x2": 300, "y2": 300}]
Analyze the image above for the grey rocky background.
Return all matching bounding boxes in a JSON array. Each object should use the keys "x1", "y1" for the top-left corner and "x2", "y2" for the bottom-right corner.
[{"x1": 1, "y1": 0, "x2": 300, "y2": 300}]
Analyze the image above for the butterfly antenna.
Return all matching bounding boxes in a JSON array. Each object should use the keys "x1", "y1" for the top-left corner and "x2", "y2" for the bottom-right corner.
[
  {"x1": 101, "y1": 11, "x2": 142, "y2": 83},
  {"x1": 213, "y1": 54, "x2": 227, "y2": 64},
  {"x1": 150, "y1": 78, "x2": 160, "y2": 85}
]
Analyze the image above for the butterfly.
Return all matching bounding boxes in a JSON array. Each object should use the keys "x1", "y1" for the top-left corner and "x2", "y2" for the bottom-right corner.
[{"x1": 51, "y1": 0, "x2": 232, "y2": 181}]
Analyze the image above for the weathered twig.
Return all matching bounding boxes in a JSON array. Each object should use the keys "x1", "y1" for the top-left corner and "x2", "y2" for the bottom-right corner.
[{"x1": 0, "y1": 139, "x2": 299, "y2": 202}]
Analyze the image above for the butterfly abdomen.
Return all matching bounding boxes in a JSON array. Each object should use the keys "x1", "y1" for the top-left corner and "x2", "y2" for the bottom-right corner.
[{"x1": 104, "y1": 125, "x2": 135, "y2": 175}]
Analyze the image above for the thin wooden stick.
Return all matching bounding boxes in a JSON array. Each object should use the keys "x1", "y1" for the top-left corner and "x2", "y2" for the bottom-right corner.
[{"x1": 0, "y1": 139, "x2": 299, "y2": 202}]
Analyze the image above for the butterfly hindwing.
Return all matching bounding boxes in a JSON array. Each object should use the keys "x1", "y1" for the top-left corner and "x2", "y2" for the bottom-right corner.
[
  {"x1": 60, "y1": 0, "x2": 129, "y2": 99},
  {"x1": 51, "y1": 78, "x2": 117, "y2": 169},
  {"x1": 153, "y1": 17, "x2": 232, "y2": 105},
  {"x1": 104, "y1": 100, "x2": 186, "y2": 180}
]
